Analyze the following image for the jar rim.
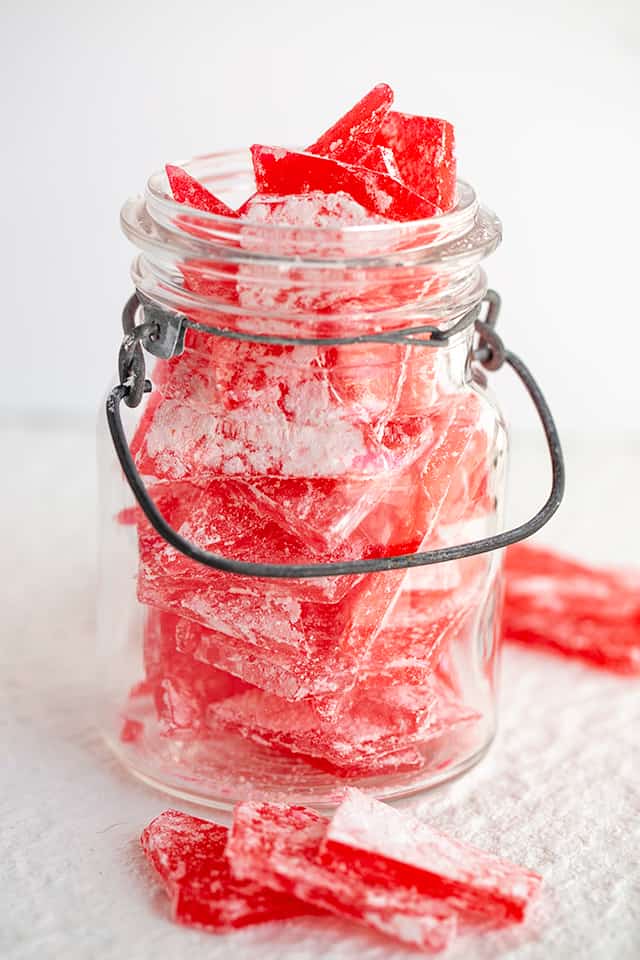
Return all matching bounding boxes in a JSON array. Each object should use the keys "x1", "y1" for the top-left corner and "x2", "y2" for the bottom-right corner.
[{"x1": 121, "y1": 149, "x2": 501, "y2": 270}]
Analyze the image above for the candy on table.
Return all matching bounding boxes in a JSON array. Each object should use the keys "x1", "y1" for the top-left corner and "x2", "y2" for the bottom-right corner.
[
  {"x1": 307, "y1": 82, "x2": 394, "y2": 158},
  {"x1": 375, "y1": 111, "x2": 456, "y2": 212},
  {"x1": 251, "y1": 146, "x2": 439, "y2": 222},
  {"x1": 119, "y1": 717, "x2": 144, "y2": 743},
  {"x1": 324, "y1": 789, "x2": 542, "y2": 928},
  {"x1": 504, "y1": 543, "x2": 640, "y2": 674},
  {"x1": 140, "y1": 809, "x2": 312, "y2": 932},
  {"x1": 227, "y1": 801, "x2": 457, "y2": 951},
  {"x1": 143, "y1": 607, "x2": 251, "y2": 738}
]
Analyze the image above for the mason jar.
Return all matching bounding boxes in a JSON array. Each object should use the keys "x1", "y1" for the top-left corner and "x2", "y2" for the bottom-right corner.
[{"x1": 97, "y1": 151, "x2": 563, "y2": 808}]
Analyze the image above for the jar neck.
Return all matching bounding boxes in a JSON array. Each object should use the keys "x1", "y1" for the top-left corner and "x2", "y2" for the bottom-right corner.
[{"x1": 121, "y1": 151, "x2": 501, "y2": 343}]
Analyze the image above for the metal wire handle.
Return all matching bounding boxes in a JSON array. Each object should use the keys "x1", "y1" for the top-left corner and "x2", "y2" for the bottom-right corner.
[{"x1": 106, "y1": 291, "x2": 565, "y2": 579}]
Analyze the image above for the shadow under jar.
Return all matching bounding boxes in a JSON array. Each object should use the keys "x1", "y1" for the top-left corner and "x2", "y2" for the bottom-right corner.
[{"x1": 98, "y1": 151, "x2": 519, "y2": 809}]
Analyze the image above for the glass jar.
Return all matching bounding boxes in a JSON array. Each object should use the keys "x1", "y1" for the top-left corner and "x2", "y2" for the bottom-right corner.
[{"x1": 97, "y1": 151, "x2": 561, "y2": 808}]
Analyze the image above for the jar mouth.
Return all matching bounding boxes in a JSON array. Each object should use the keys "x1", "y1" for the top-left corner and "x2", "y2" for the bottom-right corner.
[{"x1": 122, "y1": 149, "x2": 501, "y2": 269}]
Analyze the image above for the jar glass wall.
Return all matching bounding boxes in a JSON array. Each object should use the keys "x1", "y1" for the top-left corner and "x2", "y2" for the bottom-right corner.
[{"x1": 97, "y1": 153, "x2": 506, "y2": 808}]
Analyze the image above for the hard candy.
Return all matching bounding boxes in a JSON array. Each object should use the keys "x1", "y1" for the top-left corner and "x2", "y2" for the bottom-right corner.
[
  {"x1": 504, "y1": 543, "x2": 640, "y2": 674},
  {"x1": 307, "y1": 83, "x2": 394, "y2": 159},
  {"x1": 227, "y1": 801, "x2": 457, "y2": 951},
  {"x1": 374, "y1": 111, "x2": 456, "y2": 212},
  {"x1": 166, "y1": 164, "x2": 238, "y2": 218},
  {"x1": 208, "y1": 672, "x2": 478, "y2": 769},
  {"x1": 325, "y1": 789, "x2": 542, "y2": 927},
  {"x1": 140, "y1": 809, "x2": 312, "y2": 931},
  {"x1": 251, "y1": 146, "x2": 438, "y2": 221},
  {"x1": 143, "y1": 607, "x2": 250, "y2": 737}
]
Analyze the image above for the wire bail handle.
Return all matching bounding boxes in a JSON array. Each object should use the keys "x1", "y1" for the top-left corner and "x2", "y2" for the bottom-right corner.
[{"x1": 107, "y1": 290, "x2": 565, "y2": 579}]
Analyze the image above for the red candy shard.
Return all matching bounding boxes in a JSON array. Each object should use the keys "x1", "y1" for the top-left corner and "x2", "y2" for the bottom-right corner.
[
  {"x1": 504, "y1": 543, "x2": 640, "y2": 674},
  {"x1": 307, "y1": 83, "x2": 394, "y2": 158},
  {"x1": 166, "y1": 164, "x2": 238, "y2": 218},
  {"x1": 227, "y1": 801, "x2": 456, "y2": 951},
  {"x1": 209, "y1": 674, "x2": 477, "y2": 770},
  {"x1": 325, "y1": 789, "x2": 542, "y2": 927},
  {"x1": 251, "y1": 146, "x2": 438, "y2": 221},
  {"x1": 140, "y1": 809, "x2": 311, "y2": 931},
  {"x1": 143, "y1": 608, "x2": 251, "y2": 738},
  {"x1": 120, "y1": 717, "x2": 144, "y2": 743},
  {"x1": 375, "y1": 111, "x2": 456, "y2": 211}
]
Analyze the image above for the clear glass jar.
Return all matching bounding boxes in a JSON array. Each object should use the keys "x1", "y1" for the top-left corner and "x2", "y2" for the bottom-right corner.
[{"x1": 97, "y1": 151, "x2": 508, "y2": 808}]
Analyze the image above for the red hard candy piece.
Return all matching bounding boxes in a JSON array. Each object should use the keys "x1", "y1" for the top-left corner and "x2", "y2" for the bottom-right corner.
[
  {"x1": 140, "y1": 809, "x2": 311, "y2": 931},
  {"x1": 143, "y1": 607, "x2": 250, "y2": 737},
  {"x1": 307, "y1": 83, "x2": 394, "y2": 158},
  {"x1": 166, "y1": 165, "x2": 238, "y2": 218},
  {"x1": 504, "y1": 543, "x2": 640, "y2": 674},
  {"x1": 227, "y1": 801, "x2": 457, "y2": 951},
  {"x1": 375, "y1": 111, "x2": 456, "y2": 212},
  {"x1": 251, "y1": 146, "x2": 438, "y2": 221},
  {"x1": 120, "y1": 717, "x2": 144, "y2": 743},
  {"x1": 208, "y1": 671, "x2": 477, "y2": 769},
  {"x1": 325, "y1": 789, "x2": 542, "y2": 927}
]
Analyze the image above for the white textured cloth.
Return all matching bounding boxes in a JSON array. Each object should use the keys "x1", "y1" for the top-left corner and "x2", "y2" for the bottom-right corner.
[{"x1": 1, "y1": 420, "x2": 639, "y2": 959}]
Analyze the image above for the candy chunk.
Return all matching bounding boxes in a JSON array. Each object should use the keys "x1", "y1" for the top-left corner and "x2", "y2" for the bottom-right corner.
[
  {"x1": 375, "y1": 112, "x2": 456, "y2": 211},
  {"x1": 307, "y1": 83, "x2": 394, "y2": 158},
  {"x1": 308, "y1": 746, "x2": 425, "y2": 780},
  {"x1": 120, "y1": 717, "x2": 144, "y2": 743},
  {"x1": 325, "y1": 790, "x2": 542, "y2": 927},
  {"x1": 504, "y1": 544, "x2": 640, "y2": 674},
  {"x1": 208, "y1": 673, "x2": 477, "y2": 769},
  {"x1": 227, "y1": 802, "x2": 456, "y2": 951},
  {"x1": 251, "y1": 146, "x2": 438, "y2": 221},
  {"x1": 140, "y1": 809, "x2": 311, "y2": 931},
  {"x1": 143, "y1": 608, "x2": 250, "y2": 737},
  {"x1": 166, "y1": 165, "x2": 238, "y2": 217}
]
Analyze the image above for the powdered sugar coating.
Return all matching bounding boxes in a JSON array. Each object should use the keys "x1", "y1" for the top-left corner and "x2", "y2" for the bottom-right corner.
[
  {"x1": 504, "y1": 544, "x2": 640, "y2": 673},
  {"x1": 227, "y1": 801, "x2": 457, "y2": 951},
  {"x1": 325, "y1": 789, "x2": 542, "y2": 926},
  {"x1": 140, "y1": 809, "x2": 311, "y2": 931}
]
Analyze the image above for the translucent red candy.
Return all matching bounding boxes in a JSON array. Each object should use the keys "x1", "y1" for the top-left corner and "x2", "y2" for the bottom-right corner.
[
  {"x1": 166, "y1": 164, "x2": 238, "y2": 217},
  {"x1": 208, "y1": 673, "x2": 477, "y2": 770},
  {"x1": 140, "y1": 809, "x2": 312, "y2": 931},
  {"x1": 251, "y1": 146, "x2": 438, "y2": 221},
  {"x1": 307, "y1": 83, "x2": 394, "y2": 158},
  {"x1": 504, "y1": 543, "x2": 640, "y2": 674},
  {"x1": 325, "y1": 789, "x2": 542, "y2": 928},
  {"x1": 227, "y1": 801, "x2": 457, "y2": 951},
  {"x1": 375, "y1": 111, "x2": 456, "y2": 212},
  {"x1": 143, "y1": 607, "x2": 250, "y2": 738}
]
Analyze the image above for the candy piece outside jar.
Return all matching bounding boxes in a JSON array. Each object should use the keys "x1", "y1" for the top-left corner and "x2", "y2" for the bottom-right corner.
[{"x1": 97, "y1": 148, "x2": 512, "y2": 808}]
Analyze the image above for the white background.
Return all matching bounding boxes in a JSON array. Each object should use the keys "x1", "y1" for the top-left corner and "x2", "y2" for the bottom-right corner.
[{"x1": 2, "y1": 0, "x2": 640, "y2": 431}]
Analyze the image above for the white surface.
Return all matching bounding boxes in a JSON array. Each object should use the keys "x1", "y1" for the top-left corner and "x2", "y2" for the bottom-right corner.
[
  {"x1": 2, "y1": 1, "x2": 640, "y2": 430},
  {"x1": 1, "y1": 419, "x2": 639, "y2": 959}
]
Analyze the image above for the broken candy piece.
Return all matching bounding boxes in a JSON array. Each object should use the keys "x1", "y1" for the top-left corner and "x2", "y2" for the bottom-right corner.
[
  {"x1": 375, "y1": 112, "x2": 456, "y2": 211},
  {"x1": 140, "y1": 809, "x2": 312, "y2": 932},
  {"x1": 166, "y1": 165, "x2": 238, "y2": 218},
  {"x1": 325, "y1": 789, "x2": 542, "y2": 927},
  {"x1": 251, "y1": 146, "x2": 438, "y2": 221},
  {"x1": 120, "y1": 717, "x2": 144, "y2": 743},
  {"x1": 504, "y1": 543, "x2": 640, "y2": 674},
  {"x1": 208, "y1": 672, "x2": 477, "y2": 769},
  {"x1": 307, "y1": 83, "x2": 394, "y2": 158},
  {"x1": 227, "y1": 802, "x2": 456, "y2": 951},
  {"x1": 143, "y1": 608, "x2": 251, "y2": 738}
]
